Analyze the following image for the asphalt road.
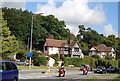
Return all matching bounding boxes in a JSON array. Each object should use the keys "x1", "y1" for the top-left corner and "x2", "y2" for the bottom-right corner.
[{"x1": 18, "y1": 69, "x2": 114, "y2": 81}]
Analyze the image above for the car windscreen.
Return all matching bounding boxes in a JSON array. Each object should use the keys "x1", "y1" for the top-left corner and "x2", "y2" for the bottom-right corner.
[
  {"x1": 97, "y1": 66, "x2": 104, "y2": 69},
  {"x1": 110, "y1": 67, "x2": 115, "y2": 69},
  {"x1": 20, "y1": 61, "x2": 25, "y2": 62}
]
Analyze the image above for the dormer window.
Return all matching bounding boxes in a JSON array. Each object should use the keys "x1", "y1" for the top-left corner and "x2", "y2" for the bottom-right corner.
[
  {"x1": 64, "y1": 47, "x2": 69, "y2": 51},
  {"x1": 74, "y1": 47, "x2": 79, "y2": 52}
]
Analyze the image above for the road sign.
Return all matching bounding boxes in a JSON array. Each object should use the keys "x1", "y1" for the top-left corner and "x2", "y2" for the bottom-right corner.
[{"x1": 28, "y1": 52, "x2": 33, "y2": 57}]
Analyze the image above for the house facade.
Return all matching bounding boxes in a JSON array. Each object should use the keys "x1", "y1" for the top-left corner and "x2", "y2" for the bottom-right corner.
[
  {"x1": 89, "y1": 44, "x2": 116, "y2": 59},
  {"x1": 44, "y1": 38, "x2": 84, "y2": 58}
]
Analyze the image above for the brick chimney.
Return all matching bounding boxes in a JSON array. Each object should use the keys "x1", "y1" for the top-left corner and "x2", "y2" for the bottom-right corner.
[{"x1": 48, "y1": 35, "x2": 54, "y2": 39}]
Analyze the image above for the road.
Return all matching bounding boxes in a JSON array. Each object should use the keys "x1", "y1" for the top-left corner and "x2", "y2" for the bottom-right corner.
[{"x1": 18, "y1": 69, "x2": 118, "y2": 81}]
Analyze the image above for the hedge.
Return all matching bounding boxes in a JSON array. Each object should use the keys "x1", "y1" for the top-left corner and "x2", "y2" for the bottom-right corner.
[
  {"x1": 63, "y1": 57, "x2": 118, "y2": 68},
  {"x1": 33, "y1": 55, "x2": 47, "y2": 66}
]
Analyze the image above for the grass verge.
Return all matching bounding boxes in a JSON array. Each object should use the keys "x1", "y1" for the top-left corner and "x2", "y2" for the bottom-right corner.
[
  {"x1": 17, "y1": 65, "x2": 58, "y2": 70},
  {"x1": 83, "y1": 74, "x2": 119, "y2": 81},
  {"x1": 112, "y1": 75, "x2": 120, "y2": 81}
]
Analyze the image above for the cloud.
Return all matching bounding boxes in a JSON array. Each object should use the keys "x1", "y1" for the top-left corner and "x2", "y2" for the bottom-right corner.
[
  {"x1": 36, "y1": 0, "x2": 106, "y2": 35},
  {"x1": 1, "y1": 0, "x2": 26, "y2": 10},
  {"x1": 104, "y1": 24, "x2": 118, "y2": 36}
]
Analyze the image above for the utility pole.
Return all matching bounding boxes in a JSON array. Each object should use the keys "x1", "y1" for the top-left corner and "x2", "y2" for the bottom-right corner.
[
  {"x1": 29, "y1": 13, "x2": 43, "y2": 69},
  {"x1": 68, "y1": 29, "x2": 71, "y2": 57},
  {"x1": 29, "y1": 15, "x2": 33, "y2": 69}
]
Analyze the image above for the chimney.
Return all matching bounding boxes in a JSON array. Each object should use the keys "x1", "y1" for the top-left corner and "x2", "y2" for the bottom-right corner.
[{"x1": 48, "y1": 35, "x2": 54, "y2": 39}]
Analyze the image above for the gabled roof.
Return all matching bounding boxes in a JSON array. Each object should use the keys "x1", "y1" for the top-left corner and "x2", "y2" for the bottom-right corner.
[
  {"x1": 90, "y1": 44, "x2": 114, "y2": 52},
  {"x1": 44, "y1": 38, "x2": 77, "y2": 48}
]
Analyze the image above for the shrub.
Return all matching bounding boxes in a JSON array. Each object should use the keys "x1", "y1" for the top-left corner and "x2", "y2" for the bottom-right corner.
[
  {"x1": 50, "y1": 54, "x2": 60, "y2": 64},
  {"x1": 63, "y1": 57, "x2": 118, "y2": 68},
  {"x1": 63, "y1": 57, "x2": 91, "y2": 67},
  {"x1": 33, "y1": 55, "x2": 47, "y2": 66},
  {"x1": 92, "y1": 54, "x2": 100, "y2": 59}
]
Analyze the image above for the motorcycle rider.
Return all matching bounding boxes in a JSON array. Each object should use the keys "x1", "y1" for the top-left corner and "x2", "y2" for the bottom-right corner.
[
  {"x1": 82, "y1": 65, "x2": 88, "y2": 75},
  {"x1": 58, "y1": 61, "x2": 65, "y2": 77}
]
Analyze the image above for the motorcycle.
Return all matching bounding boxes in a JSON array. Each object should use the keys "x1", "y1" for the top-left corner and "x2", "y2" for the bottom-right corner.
[
  {"x1": 83, "y1": 68, "x2": 88, "y2": 75},
  {"x1": 58, "y1": 67, "x2": 65, "y2": 77}
]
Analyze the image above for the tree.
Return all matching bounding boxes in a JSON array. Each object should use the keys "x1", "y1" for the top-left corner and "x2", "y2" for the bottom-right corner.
[
  {"x1": 77, "y1": 25, "x2": 103, "y2": 55},
  {"x1": 80, "y1": 42, "x2": 89, "y2": 55},
  {"x1": 2, "y1": 8, "x2": 70, "y2": 50},
  {"x1": 0, "y1": 12, "x2": 19, "y2": 59}
]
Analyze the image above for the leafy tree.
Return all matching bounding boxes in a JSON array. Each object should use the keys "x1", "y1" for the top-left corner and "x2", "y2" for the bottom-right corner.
[
  {"x1": 77, "y1": 25, "x2": 103, "y2": 55},
  {"x1": 80, "y1": 42, "x2": 89, "y2": 55},
  {"x1": 0, "y1": 12, "x2": 19, "y2": 59},
  {"x1": 2, "y1": 8, "x2": 70, "y2": 50}
]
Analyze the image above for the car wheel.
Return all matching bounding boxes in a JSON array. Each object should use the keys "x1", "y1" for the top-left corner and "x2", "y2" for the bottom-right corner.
[
  {"x1": 104, "y1": 71, "x2": 106, "y2": 74},
  {"x1": 59, "y1": 73, "x2": 61, "y2": 77},
  {"x1": 91, "y1": 68, "x2": 92, "y2": 71},
  {"x1": 13, "y1": 78, "x2": 18, "y2": 81},
  {"x1": 62, "y1": 72, "x2": 65, "y2": 77}
]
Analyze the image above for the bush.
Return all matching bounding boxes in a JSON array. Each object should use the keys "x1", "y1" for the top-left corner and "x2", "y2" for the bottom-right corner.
[
  {"x1": 63, "y1": 57, "x2": 118, "y2": 68},
  {"x1": 95, "y1": 59, "x2": 118, "y2": 68},
  {"x1": 63, "y1": 57, "x2": 91, "y2": 67},
  {"x1": 92, "y1": 55, "x2": 100, "y2": 59},
  {"x1": 33, "y1": 55, "x2": 47, "y2": 66},
  {"x1": 50, "y1": 54, "x2": 60, "y2": 64}
]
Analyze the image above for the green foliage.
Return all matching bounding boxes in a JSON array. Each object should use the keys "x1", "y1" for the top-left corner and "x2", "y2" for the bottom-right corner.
[
  {"x1": 63, "y1": 57, "x2": 91, "y2": 67},
  {"x1": 2, "y1": 8, "x2": 70, "y2": 50},
  {"x1": 0, "y1": 12, "x2": 19, "y2": 59},
  {"x1": 118, "y1": 59, "x2": 120, "y2": 67},
  {"x1": 50, "y1": 54, "x2": 60, "y2": 64},
  {"x1": 33, "y1": 55, "x2": 47, "y2": 66},
  {"x1": 77, "y1": 25, "x2": 103, "y2": 55},
  {"x1": 92, "y1": 55, "x2": 100, "y2": 59},
  {"x1": 95, "y1": 59, "x2": 118, "y2": 68},
  {"x1": 80, "y1": 42, "x2": 89, "y2": 55},
  {"x1": 63, "y1": 57, "x2": 118, "y2": 68}
]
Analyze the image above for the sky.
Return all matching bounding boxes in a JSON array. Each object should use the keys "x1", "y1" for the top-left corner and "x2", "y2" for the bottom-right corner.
[{"x1": 1, "y1": 0, "x2": 119, "y2": 37}]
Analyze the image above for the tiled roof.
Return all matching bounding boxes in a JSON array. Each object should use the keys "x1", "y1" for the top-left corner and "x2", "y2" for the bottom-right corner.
[
  {"x1": 44, "y1": 38, "x2": 77, "y2": 48},
  {"x1": 93, "y1": 44, "x2": 113, "y2": 52}
]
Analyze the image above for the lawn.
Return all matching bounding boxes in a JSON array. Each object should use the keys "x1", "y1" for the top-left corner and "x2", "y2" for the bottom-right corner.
[
  {"x1": 83, "y1": 73, "x2": 119, "y2": 81},
  {"x1": 112, "y1": 76, "x2": 120, "y2": 81},
  {"x1": 17, "y1": 65, "x2": 57, "y2": 70}
]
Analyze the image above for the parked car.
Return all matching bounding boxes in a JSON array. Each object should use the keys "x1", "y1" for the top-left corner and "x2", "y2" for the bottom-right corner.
[
  {"x1": 0, "y1": 61, "x2": 19, "y2": 81},
  {"x1": 94, "y1": 66, "x2": 107, "y2": 74},
  {"x1": 80, "y1": 64, "x2": 92, "y2": 71},
  {"x1": 107, "y1": 66, "x2": 119, "y2": 73},
  {"x1": 16, "y1": 60, "x2": 29, "y2": 66}
]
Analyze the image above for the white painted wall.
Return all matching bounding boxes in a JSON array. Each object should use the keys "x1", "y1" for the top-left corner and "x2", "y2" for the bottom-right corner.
[
  {"x1": 90, "y1": 47, "x2": 96, "y2": 51},
  {"x1": 48, "y1": 57, "x2": 55, "y2": 67},
  {"x1": 48, "y1": 47, "x2": 59, "y2": 55},
  {"x1": 72, "y1": 43, "x2": 82, "y2": 52}
]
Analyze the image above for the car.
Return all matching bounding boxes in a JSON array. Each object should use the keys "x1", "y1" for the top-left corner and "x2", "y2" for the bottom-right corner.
[
  {"x1": 107, "y1": 66, "x2": 119, "y2": 73},
  {"x1": 16, "y1": 60, "x2": 29, "y2": 66},
  {"x1": 0, "y1": 61, "x2": 19, "y2": 81},
  {"x1": 80, "y1": 64, "x2": 92, "y2": 71},
  {"x1": 94, "y1": 66, "x2": 107, "y2": 74}
]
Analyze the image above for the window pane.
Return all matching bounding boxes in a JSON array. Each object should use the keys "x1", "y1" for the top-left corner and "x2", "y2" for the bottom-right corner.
[
  {"x1": 5, "y1": 62, "x2": 12, "y2": 71},
  {"x1": 74, "y1": 48, "x2": 79, "y2": 52},
  {"x1": 11, "y1": 63, "x2": 17, "y2": 70}
]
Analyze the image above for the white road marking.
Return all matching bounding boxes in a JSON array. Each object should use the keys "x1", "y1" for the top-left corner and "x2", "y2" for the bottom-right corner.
[
  {"x1": 73, "y1": 76, "x2": 86, "y2": 79},
  {"x1": 42, "y1": 76, "x2": 47, "y2": 77}
]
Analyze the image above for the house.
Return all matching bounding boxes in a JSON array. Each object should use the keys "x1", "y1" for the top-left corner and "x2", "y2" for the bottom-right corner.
[
  {"x1": 44, "y1": 38, "x2": 84, "y2": 58},
  {"x1": 89, "y1": 44, "x2": 116, "y2": 59}
]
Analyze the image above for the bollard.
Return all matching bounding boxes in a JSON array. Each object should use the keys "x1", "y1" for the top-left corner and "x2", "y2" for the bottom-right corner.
[{"x1": 46, "y1": 65, "x2": 50, "y2": 71}]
